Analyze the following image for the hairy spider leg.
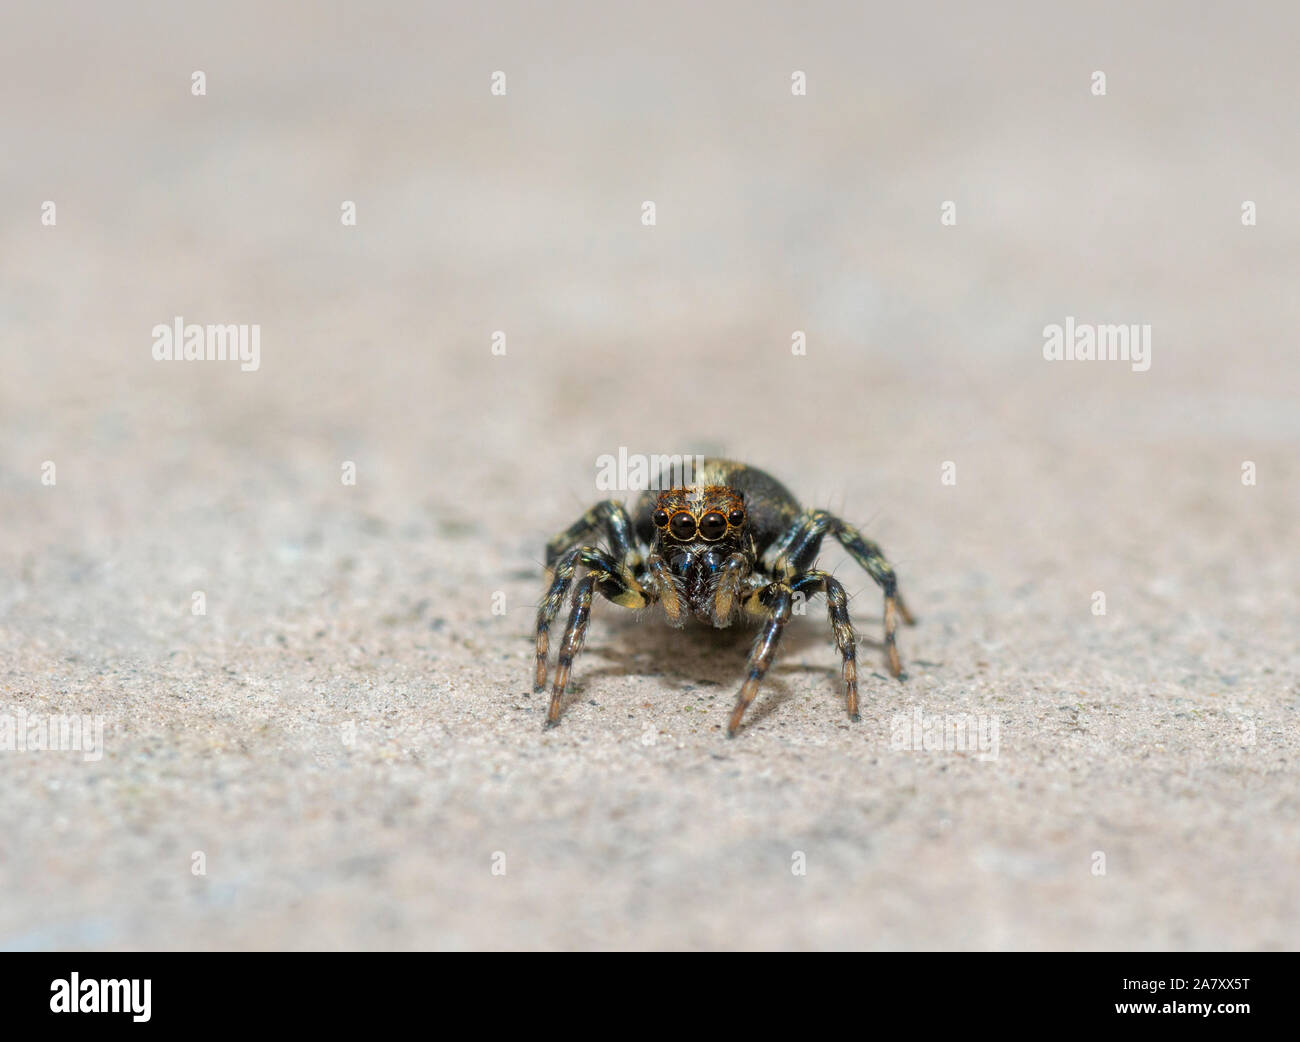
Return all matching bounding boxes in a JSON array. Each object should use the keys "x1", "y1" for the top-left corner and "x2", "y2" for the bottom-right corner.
[
  {"x1": 726, "y1": 582, "x2": 794, "y2": 737},
  {"x1": 535, "y1": 544, "x2": 648, "y2": 697},
  {"x1": 545, "y1": 572, "x2": 596, "y2": 728},
  {"x1": 725, "y1": 571, "x2": 860, "y2": 734},
  {"x1": 544, "y1": 499, "x2": 642, "y2": 574},
  {"x1": 765, "y1": 509, "x2": 914, "y2": 679},
  {"x1": 788, "y1": 570, "x2": 861, "y2": 720}
]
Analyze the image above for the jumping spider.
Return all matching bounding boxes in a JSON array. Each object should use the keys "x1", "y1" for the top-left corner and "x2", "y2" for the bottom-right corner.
[{"x1": 534, "y1": 458, "x2": 916, "y2": 736}]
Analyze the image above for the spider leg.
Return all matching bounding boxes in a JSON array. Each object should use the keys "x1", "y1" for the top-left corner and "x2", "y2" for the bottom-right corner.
[
  {"x1": 535, "y1": 544, "x2": 648, "y2": 695},
  {"x1": 825, "y1": 516, "x2": 914, "y2": 678},
  {"x1": 544, "y1": 560, "x2": 648, "y2": 729},
  {"x1": 726, "y1": 581, "x2": 794, "y2": 737},
  {"x1": 765, "y1": 509, "x2": 914, "y2": 680},
  {"x1": 537, "y1": 500, "x2": 648, "y2": 686},
  {"x1": 788, "y1": 570, "x2": 860, "y2": 720},
  {"x1": 544, "y1": 499, "x2": 642, "y2": 574},
  {"x1": 545, "y1": 573, "x2": 596, "y2": 727}
]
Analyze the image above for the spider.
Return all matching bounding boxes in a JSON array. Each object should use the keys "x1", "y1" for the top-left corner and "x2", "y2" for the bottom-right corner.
[{"x1": 534, "y1": 458, "x2": 917, "y2": 736}]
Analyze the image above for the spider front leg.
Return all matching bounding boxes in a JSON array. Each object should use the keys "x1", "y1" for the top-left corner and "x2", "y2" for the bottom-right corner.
[
  {"x1": 543, "y1": 560, "x2": 649, "y2": 729},
  {"x1": 726, "y1": 581, "x2": 794, "y2": 737},
  {"x1": 535, "y1": 545, "x2": 647, "y2": 694},
  {"x1": 788, "y1": 570, "x2": 860, "y2": 720},
  {"x1": 544, "y1": 499, "x2": 642, "y2": 573},
  {"x1": 766, "y1": 509, "x2": 915, "y2": 679}
]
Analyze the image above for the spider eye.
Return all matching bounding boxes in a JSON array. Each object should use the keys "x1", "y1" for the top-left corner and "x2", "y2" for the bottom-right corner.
[
  {"x1": 698, "y1": 512, "x2": 727, "y2": 540},
  {"x1": 727, "y1": 509, "x2": 745, "y2": 526},
  {"x1": 652, "y1": 508, "x2": 669, "y2": 527},
  {"x1": 669, "y1": 512, "x2": 697, "y2": 540}
]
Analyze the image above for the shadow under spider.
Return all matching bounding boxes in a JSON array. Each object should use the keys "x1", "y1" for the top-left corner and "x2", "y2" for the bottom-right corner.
[{"x1": 557, "y1": 613, "x2": 894, "y2": 730}]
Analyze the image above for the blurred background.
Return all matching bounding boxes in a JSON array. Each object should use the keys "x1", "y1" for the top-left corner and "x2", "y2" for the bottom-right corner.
[{"x1": 1, "y1": 1, "x2": 1297, "y2": 949}]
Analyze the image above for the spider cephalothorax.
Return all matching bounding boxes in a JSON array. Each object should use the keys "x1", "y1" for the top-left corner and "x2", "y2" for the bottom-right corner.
[
  {"x1": 535, "y1": 458, "x2": 916, "y2": 736},
  {"x1": 648, "y1": 485, "x2": 754, "y2": 621}
]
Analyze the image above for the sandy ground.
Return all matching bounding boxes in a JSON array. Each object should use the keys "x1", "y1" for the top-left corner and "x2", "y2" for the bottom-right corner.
[{"x1": 1, "y1": 1, "x2": 1298, "y2": 949}]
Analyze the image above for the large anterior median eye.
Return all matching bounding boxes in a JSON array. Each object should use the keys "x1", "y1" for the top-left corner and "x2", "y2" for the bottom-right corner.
[
  {"x1": 698, "y1": 512, "x2": 727, "y2": 540},
  {"x1": 669, "y1": 512, "x2": 696, "y2": 539}
]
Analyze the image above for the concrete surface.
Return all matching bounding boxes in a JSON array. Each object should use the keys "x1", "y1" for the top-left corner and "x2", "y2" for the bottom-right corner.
[{"x1": 1, "y1": 1, "x2": 1297, "y2": 949}]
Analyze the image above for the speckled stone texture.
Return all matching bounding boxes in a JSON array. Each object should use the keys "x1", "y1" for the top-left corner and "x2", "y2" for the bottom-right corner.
[{"x1": 1, "y1": 1, "x2": 1297, "y2": 949}]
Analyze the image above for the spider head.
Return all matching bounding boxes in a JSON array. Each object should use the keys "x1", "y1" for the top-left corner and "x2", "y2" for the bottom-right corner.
[{"x1": 650, "y1": 485, "x2": 750, "y2": 610}]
